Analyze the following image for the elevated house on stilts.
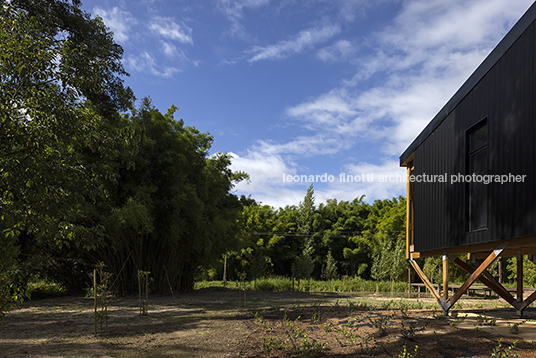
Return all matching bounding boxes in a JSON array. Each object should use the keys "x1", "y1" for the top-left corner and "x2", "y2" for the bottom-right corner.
[{"x1": 400, "y1": 2, "x2": 536, "y2": 316}]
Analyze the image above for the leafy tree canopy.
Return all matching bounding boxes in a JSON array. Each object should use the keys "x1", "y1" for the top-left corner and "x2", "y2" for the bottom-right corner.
[{"x1": 1, "y1": 0, "x2": 134, "y2": 242}]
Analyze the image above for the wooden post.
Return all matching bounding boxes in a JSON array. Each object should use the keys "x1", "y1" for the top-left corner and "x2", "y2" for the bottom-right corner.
[
  {"x1": 223, "y1": 252, "x2": 227, "y2": 287},
  {"x1": 442, "y1": 255, "x2": 448, "y2": 300},
  {"x1": 406, "y1": 166, "x2": 411, "y2": 259},
  {"x1": 409, "y1": 258, "x2": 445, "y2": 308},
  {"x1": 138, "y1": 270, "x2": 141, "y2": 312},
  {"x1": 408, "y1": 268, "x2": 411, "y2": 299},
  {"x1": 145, "y1": 273, "x2": 149, "y2": 314},
  {"x1": 164, "y1": 266, "x2": 174, "y2": 299},
  {"x1": 405, "y1": 165, "x2": 414, "y2": 259},
  {"x1": 517, "y1": 250, "x2": 523, "y2": 304},
  {"x1": 498, "y1": 259, "x2": 502, "y2": 284},
  {"x1": 93, "y1": 269, "x2": 97, "y2": 336}
]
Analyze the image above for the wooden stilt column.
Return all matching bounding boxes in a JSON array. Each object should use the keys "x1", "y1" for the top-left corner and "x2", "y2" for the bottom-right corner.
[
  {"x1": 408, "y1": 268, "x2": 411, "y2": 299},
  {"x1": 515, "y1": 255, "x2": 536, "y2": 314},
  {"x1": 442, "y1": 254, "x2": 448, "y2": 300},
  {"x1": 498, "y1": 259, "x2": 502, "y2": 284},
  {"x1": 517, "y1": 250, "x2": 523, "y2": 316},
  {"x1": 409, "y1": 254, "x2": 450, "y2": 313}
]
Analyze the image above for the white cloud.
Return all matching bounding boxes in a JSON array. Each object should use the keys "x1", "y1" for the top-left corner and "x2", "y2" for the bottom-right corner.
[
  {"x1": 160, "y1": 41, "x2": 190, "y2": 60},
  {"x1": 93, "y1": 6, "x2": 135, "y2": 43},
  {"x1": 230, "y1": 147, "x2": 407, "y2": 207},
  {"x1": 149, "y1": 16, "x2": 193, "y2": 44},
  {"x1": 371, "y1": 0, "x2": 533, "y2": 152},
  {"x1": 317, "y1": 40, "x2": 357, "y2": 62},
  {"x1": 230, "y1": 150, "x2": 305, "y2": 207},
  {"x1": 217, "y1": 0, "x2": 272, "y2": 39},
  {"x1": 161, "y1": 41, "x2": 178, "y2": 57},
  {"x1": 218, "y1": 0, "x2": 272, "y2": 17},
  {"x1": 124, "y1": 52, "x2": 181, "y2": 78},
  {"x1": 230, "y1": 151, "x2": 292, "y2": 184},
  {"x1": 247, "y1": 24, "x2": 341, "y2": 63},
  {"x1": 335, "y1": 160, "x2": 407, "y2": 200},
  {"x1": 351, "y1": 0, "x2": 532, "y2": 82},
  {"x1": 386, "y1": 0, "x2": 528, "y2": 53},
  {"x1": 335, "y1": 0, "x2": 397, "y2": 23},
  {"x1": 286, "y1": 88, "x2": 359, "y2": 130},
  {"x1": 229, "y1": 149, "x2": 397, "y2": 208},
  {"x1": 256, "y1": 133, "x2": 353, "y2": 157}
]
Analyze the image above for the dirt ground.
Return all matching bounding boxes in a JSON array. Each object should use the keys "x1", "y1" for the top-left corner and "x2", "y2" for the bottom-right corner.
[{"x1": 1, "y1": 288, "x2": 536, "y2": 357}]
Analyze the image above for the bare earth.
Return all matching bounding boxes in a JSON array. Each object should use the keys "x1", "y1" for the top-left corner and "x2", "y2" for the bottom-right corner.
[{"x1": 1, "y1": 288, "x2": 536, "y2": 357}]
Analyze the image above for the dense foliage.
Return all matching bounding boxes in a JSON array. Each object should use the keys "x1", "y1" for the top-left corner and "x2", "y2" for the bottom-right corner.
[
  {"x1": 1, "y1": 0, "x2": 135, "y2": 303},
  {"x1": 93, "y1": 100, "x2": 247, "y2": 294},
  {"x1": 0, "y1": 0, "x2": 246, "y2": 310},
  {"x1": 205, "y1": 190, "x2": 409, "y2": 284}
]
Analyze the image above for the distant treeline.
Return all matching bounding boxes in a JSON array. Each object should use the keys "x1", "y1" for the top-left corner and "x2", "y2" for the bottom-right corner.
[
  {"x1": 202, "y1": 185, "x2": 536, "y2": 292},
  {"x1": 200, "y1": 185, "x2": 409, "y2": 287}
]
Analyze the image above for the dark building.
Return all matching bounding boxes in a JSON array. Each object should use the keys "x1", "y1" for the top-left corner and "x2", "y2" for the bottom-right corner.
[{"x1": 400, "y1": 2, "x2": 536, "y2": 315}]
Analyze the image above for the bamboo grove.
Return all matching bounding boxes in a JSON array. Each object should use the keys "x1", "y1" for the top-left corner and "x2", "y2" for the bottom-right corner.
[
  {"x1": 0, "y1": 0, "x2": 248, "y2": 304},
  {"x1": 213, "y1": 187, "x2": 409, "y2": 286}
]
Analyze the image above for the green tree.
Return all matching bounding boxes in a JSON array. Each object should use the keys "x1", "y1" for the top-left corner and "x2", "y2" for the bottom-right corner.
[
  {"x1": 370, "y1": 236, "x2": 406, "y2": 295},
  {"x1": 370, "y1": 241, "x2": 391, "y2": 293},
  {"x1": 322, "y1": 250, "x2": 339, "y2": 280},
  {"x1": 388, "y1": 238, "x2": 407, "y2": 294},
  {"x1": 422, "y1": 257, "x2": 442, "y2": 284},
  {"x1": 7, "y1": 0, "x2": 134, "y2": 115},
  {"x1": 369, "y1": 197, "x2": 407, "y2": 294},
  {"x1": 0, "y1": 0, "x2": 133, "y2": 314},
  {"x1": 292, "y1": 185, "x2": 316, "y2": 283},
  {"x1": 316, "y1": 196, "x2": 370, "y2": 278},
  {"x1": 343, "y1": 236, "x2": 371, "y2": 277},
  {"x1": 265, "y1": 205, "x2": 301, "y2": 275},
  {"x1": 96, "y1": 100, "x2": 247, "y2": 293},
  {"x1": 223, "y1": 203, "x2": 277, "y2": 280},
  {"x1": 292, "y1": 245, "x2": 314, "y2": 287},
  {"x1": 1, "y1": 2, "x2": 134, "y2": 238},
  {"x1": 297, "y1": 184, "x2": 315, "y2": 236},
  {"x1": 250, "y1": 252, "x2": 269, "y2": 288},
  {"x1": 507, "y1": 256, "x2": 536, "y2": 288},
  {"x1": 1, "y1": 1, "x2": 125, "y2": 235}
]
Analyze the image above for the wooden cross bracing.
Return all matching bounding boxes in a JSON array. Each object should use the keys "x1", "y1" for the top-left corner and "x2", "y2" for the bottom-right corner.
[{"x1": 409, "y1": 242, "x2": 536, "y2": 316}]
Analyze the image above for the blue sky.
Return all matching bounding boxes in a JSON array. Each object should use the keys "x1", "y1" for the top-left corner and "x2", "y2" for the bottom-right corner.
[{"x1": 81, "y1": 0, "x2": 534, "y2": 208}]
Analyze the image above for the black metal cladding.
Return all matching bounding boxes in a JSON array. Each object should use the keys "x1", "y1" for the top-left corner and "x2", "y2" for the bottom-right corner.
[{"x1": 403, "y1": 10, "x2": 536, "y2": 253}]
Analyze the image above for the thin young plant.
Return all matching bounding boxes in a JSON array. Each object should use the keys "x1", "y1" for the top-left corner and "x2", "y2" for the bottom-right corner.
[
  {"x1": 400, "y1": 321, "x2": 425, "y2": 339},
  {"x1": 369, "y1": 312, "x2": 395, "y2": 336},
  {"x1": 398, "y1": 344, "x2": 418, "y2": 358},
  {"x1": 491, "y1": 338, "x2": 520, "y2": 358},
  {"x1": 95, "y1": 262, "x2": 112, "y2": 334}
]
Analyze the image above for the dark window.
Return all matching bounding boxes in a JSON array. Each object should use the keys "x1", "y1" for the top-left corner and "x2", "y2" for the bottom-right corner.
[{"x1": 467, "y1": 119, "x2": 488, "y2": 231}]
